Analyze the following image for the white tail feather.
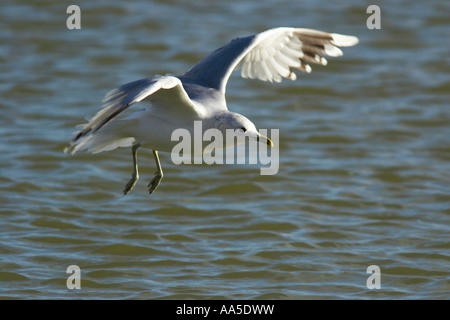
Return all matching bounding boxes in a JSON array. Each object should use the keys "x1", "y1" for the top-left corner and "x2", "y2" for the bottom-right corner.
[{"x1": 65, "y1": 120, "x2": 136, "y2": 155}]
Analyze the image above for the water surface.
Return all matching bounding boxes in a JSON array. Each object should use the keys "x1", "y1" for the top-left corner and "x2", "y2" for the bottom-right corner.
[{"x1": 0, "y1": 0, "x2": 449, "y2": 299}]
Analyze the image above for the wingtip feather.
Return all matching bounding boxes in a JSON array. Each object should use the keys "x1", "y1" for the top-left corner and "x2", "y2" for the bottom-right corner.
[{"x1": 330, "y1": 34, "x2": 359, "y2": 47}]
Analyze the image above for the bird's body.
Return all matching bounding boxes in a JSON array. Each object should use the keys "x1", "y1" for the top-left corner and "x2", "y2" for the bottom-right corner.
[{"x1": 65, "y1": 27, "x2": 358, "y2": 194}]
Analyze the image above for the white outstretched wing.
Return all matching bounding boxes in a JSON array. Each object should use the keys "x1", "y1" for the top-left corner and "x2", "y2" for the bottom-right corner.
[
  {"x1": 65, "y1": 75, "x2": 199, "y2": 154},
  {"x1": 183, "y1": 27, "x2": 358, "y2": 92}
]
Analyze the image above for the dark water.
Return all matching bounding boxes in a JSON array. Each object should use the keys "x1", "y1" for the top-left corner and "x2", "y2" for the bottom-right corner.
[{"x1": 0, "y1": 0, "x2": 449, "y2": 299}]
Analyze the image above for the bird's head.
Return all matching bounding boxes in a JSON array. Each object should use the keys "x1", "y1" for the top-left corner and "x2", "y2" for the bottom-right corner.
[{"x1": 215, "y1": 112, "x2": 273, "y2": 147}]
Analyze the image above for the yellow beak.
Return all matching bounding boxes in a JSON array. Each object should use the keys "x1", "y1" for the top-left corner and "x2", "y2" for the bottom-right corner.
[{"x1": 258, "y1": 134, "x2": 274, "y2": 147}]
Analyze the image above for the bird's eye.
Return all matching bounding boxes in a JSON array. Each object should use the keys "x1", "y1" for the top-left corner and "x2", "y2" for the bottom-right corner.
[{"x1": 241, "y1": 127, "x2": 247, "y2": 132}]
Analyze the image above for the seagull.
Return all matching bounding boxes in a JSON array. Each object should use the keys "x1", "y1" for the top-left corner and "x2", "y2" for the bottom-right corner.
[{"x1": 65, "y1": 27, "x2": 358, "y2": 195}]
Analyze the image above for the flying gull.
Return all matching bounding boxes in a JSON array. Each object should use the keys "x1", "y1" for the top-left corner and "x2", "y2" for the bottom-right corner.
[{"x1": 65, "y1": 27, "x2": 358, "y2": 195}]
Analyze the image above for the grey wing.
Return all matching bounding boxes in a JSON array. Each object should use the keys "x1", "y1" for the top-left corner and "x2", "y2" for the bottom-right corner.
[
  {"x1": 65, "y1": 75, "x2": 199, "y2": 153},
  {"x1": 182, "y1": 34, "x2": 257, "y2": 93},
  {"x1": 182, "y1": 27, "x2": 359, "y2": 93}
]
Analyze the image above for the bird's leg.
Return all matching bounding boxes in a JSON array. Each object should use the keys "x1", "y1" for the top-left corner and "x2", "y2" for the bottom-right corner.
[
  {"x1": 123, "y1": 144, "x2": 141, "y2": 195},
  {"x1": 148, "y1": 150, "x2": 163, "y2": 194}
]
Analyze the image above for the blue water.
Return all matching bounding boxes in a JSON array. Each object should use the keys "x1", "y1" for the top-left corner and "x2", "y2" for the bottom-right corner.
[{"x1": 0, "y1": 0, "x2": 449, "y2": 299}]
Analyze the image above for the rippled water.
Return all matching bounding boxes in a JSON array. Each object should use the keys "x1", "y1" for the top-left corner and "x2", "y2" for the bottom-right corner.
[{"x1": 1, "y1": 0, "x2": 449, "y2": 299}]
